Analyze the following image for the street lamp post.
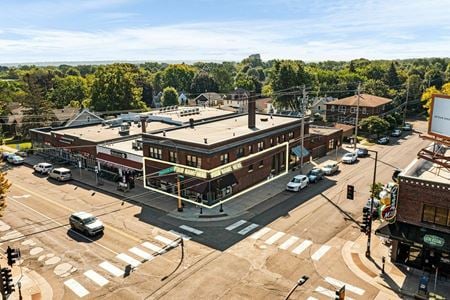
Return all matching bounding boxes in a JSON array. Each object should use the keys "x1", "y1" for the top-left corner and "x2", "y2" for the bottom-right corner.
[{"x1": 365, "y1": 149, "x2": 378, "y2": 258}]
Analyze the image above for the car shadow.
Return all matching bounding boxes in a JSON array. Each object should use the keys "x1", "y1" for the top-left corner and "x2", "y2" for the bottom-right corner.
[
  {"x1": 67, "y1": 228, "x2": 103, "y2": 242},
  {"x1": 46, "y1": 178, "x2": 71, "y2": 186},
  {"x1": 33, "y1": 171, "x2": 49, "y2": 178}
]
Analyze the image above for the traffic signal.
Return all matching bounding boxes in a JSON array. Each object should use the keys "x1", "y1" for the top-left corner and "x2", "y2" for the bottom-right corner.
[
  {"x1": 346, "y1": 185, "x2": 355, "y2": 200},
  {"x1": 6, "y1": 246, "x2": 21, "y2": 267},
  {"x1": 0, "y1": 267, "x2": 15, "y2": 295},
  {"x1": 335, "y1": 285, "x2": 345, "y2": 300},
  {"x1": 361, "y1": 207, "x2": 371, "y2": 234}
]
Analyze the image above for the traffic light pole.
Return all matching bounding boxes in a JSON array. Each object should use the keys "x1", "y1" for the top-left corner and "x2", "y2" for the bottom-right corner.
[{"x1": 366, "y1": 150, "x2": 378, "y2": 258}]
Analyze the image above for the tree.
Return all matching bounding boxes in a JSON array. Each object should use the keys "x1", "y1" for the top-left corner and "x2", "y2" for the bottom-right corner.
[
  {"x1": 0, "y1": 171, "x2": 12, "y2": 216},
  {"x1": 384, "y1": 115, "x2": 398, "y2": 130},
  {"x1": 363, "y1": 79, "x2": 390, "y2": 98},
  {"x1": 48, "y1": 75, "x2": 89, "y2": 108},
  {"x1": 65, "y1": 67, "x2": 81, "y2": 77},
  {"x1": 190, "y1": 71, "x2": 218, "y2": 94},
  {"x1": 90, "y1": 64, "x2": 145, "y2": 112},
  {"x1": 421, "y1": 83, "x2": 450, "y2": 118},
  {"x1": 162, "y1": 64, "x2": 196, "y2": 92},
  {"x1": 234, "y1": 72, "x2": 255, "y2": 91},
  {"x1": 210, "y1": 62, "x2": 235, "y2": 92},
  {"x1": 161, "y1": 87, "x2": 178, "y2": 106},
  {"x1": 385, "y1": 62, "x2": 401, "y2": 87},
  {"x1": 359, "y1": 116, "x2": 390, "y2": 138},
  {"x1": 370, "y1": 182, "x2": 384, "y2": 198}
]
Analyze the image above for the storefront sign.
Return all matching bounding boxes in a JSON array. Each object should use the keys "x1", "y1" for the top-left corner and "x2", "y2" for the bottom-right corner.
[
  {"x1": 381, "y1": 205, "x2": 397, "y2": 221},
  {"x1": 390, "y1": 185, "x2": 398, "y2": 206},
  {"x1": 423, "y1": 234, "x2": 445, "y2": 247},
  {"x1": 174, "y1": 166, "x2": 208, "y2": 179},
  {"x1": 210, "y1": 162, "x2": 242, "y2": 179}
]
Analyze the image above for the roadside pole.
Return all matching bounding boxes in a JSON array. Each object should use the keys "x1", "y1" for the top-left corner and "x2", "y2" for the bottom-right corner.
[
  {"x1": 403, "y1": 78, "x2": 410, "y2": 126},
  {"x1": 366, "y1": 149, "x2": 378, "y2": 258},
  {"x1": 300, "y1": 85, "x2": 306, "y2": 172},
  {"x1": 353, "y1": 82, "x2": 361, "y2": 151}
]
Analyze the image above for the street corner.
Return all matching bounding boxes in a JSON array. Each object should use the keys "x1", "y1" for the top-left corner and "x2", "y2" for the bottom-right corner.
[{"x1": 12, "y1": 267, "x2": 54, "y2": 300}]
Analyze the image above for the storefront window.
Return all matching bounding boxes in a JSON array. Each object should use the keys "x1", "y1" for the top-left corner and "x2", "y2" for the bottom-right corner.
[{"x1": 422, "y1": 204, "x2": 436, "y2": 223}]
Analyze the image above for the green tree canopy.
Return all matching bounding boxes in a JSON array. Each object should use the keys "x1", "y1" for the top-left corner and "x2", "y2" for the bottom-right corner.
[
  {"x1": 190, "y1": 71, "x2": 218, "y2": 94},
  {"x1": 162, "y1": 64, "x2": 196, "y2": 92},
  {"x1": 421, "y1": 83, "x2": 450, "y2": 118},
  {"x1": 359, "y1": 116, "x2": 390, "y2": 138},
  {"x1": 161, "y1": 87, "x2": 178, "y2": 107},
  {"x1": 49, "y1": 75, "x2": 89, "y2": 108}
]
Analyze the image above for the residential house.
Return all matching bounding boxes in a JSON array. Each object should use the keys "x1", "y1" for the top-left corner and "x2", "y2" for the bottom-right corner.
[{"x1": 194, "y1": 92, "x2": 223, "y2": 106}]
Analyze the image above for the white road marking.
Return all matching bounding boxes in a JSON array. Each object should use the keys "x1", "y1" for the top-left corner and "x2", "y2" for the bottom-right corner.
[
  {"x1": 292, "y1": 240, "x2": 313, "y2": 255},
  {"x1": 142, "y1": 242, "x2": 164, "y2": 254},
  {"x1": 315, "y1": 286, "x2": 354, "y2": 300},
  {"x1": 306, "y1": 297, "x2": 318, "y2": 300},
  {"x1": 179, "y1": 225, "x2": 203, "y2": 235},
  {"x1": 311, "y1": 245, "x2": 331, "y2": 261},
  {"x1": 225, "y1": 220, "x2": 247, "y2": 231},
  {"x1": 99, "y1": 261, "x2": 124, "y2": 277},
  {"x1": 170, "y1": 230, "x2": 192, "y2": 240},
  {"x1": 12, "y1": 194, "x2": 31, "y2": 199},
  {"x1": 279, "y1": 236, "x2": 299, "y2": 250},
  {"x1": 237, "y1": 223, "x2": 259, "y2": 235},
  {"x1": 324, "y1": 277, "x2": 365, "y2": 295},
  {"x1": 0, "y1": 220, "x2": 11, "y2": 232},
  {"x1": 265, "y1": 231, "x2": 286, "y2": 245},
  {"x1": 129, "y1": 247, "x2": 154, "y2": 261},
  {"x1": 155, "y1": 235, "x2": 177, "y2": 246},
  {"x1": 250, "y1": 227, "x2": 271, "y2": 239},
  {"x1": 1, "y1": 230, "x2": 25, "y2": 241},
  {"x1": 84, "y1": 270, "x2": 109, "y2": 287},
  {"x1": 64, "y1": 278, "x2": 89, "y2": 298},
  {"x1": 116, "y1": 253, "x2": 141, "y2": 268}
]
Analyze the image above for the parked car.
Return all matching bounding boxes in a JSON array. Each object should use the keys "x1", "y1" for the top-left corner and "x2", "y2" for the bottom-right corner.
[
  {"x1": 286, "y1": 175, "x2": 309, "y2": 192},
  {"x1": 356, "y1": 148, "x2": 369, "y2": 158},
  {"x1": 401, "y1": 123, "x2": 413, "y2": 131},
  {"x1": 322, "y1": 162, "x2": 339, "y2": 175},
  {"x1": 377, "y1": 136, "x2": 390, "y2": 145},
  {"x1": 69, "y1": 212, "x2": 104, "y2": 237},
  {"x1": 342, "y1": 152, "x2": 358, "y2": 164},
  {"x1": 1, "y1": 152, "x2": 12, "y2": 161},
  {"x1": 33, "y1": 162, "x2": 53, "y2": 175},
  {"x1": 49, "y1": 167, "x2": 72, "y2": 181},
  {"x1": 7, "y1": 155, "x2": 24, "y2": 165},
  {"x1": 391, "y1": 129, "x2": 402, "y2": 137},
  {"x1": 15, "y1": 151, "x2": 28, "y2": 157},
  {"x1": 306, "y1": 168, "x2": 324, "y2": 183}
]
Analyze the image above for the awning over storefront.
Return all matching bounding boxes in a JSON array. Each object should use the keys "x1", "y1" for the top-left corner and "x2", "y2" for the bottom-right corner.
[
  {"x1": 291, "y1": 146, "x2": 310, "y2": 158},
  {"x1": 376, "y1": 222, "x2": 450, "y2": 253}
]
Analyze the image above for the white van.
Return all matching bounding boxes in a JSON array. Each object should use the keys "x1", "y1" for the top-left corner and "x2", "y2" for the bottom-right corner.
[
  {"x1": 33, "y1": 162, "x2": 53, "y2": 174},
  {"x1": 49, "y1": 168, "x2": 72, "y2": 181}
]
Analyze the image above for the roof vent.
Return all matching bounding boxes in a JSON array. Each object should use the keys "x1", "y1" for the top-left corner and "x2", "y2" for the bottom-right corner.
[{"x1": 204, "y1": 138, "x2": 208, "y2": 144}]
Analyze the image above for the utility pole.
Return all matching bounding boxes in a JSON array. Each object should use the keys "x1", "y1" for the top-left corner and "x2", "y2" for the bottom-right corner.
[
  {"x1": 353, "y1": 82, "x2": 361, "y2": 151},
  {"x1": 300, "y1": 85, "x2": 306, "y2": 172},
  {"x1": 403, "y1": 78, "x2": 410, "y2": 126},
  {"x1": 366, "y1": 149, "x2": 378, "y2": 258}
]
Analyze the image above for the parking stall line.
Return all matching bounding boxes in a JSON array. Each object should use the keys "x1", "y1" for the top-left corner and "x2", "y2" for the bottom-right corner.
[
  {"x1": 116, "y1": 253, "x2": 141, "y2": 268},
  {"x1": 279, "y1": 236, "x2": 299, "y2": 250},
  {"x1": 179, "y1": 225, "x2": 203, "y2": 235},
  {"x1": 64, "y1": 278, "x2": 89, "y2": 298},
  {"x1": 99, "y1": 261, "x2": 124, "y2": 277},
  {"x1": 141, "y1": 242, "x2": 164, "y2": 254},
  {"x1": 250, "y1": 227, "x2": 271, "y2": 239},
  {"x1": 84, "y1": 270, "x2": 109, "y2": 287},
  {"x1": 129, "y1": 247, "x2": 154, "y2": 261},
  {"x1": 311, "y1": 245, "x2": 331, "y2": 261},
  {"x1": 324, "y1": 277, "x2": 365, "y2": 295},
  {"x1": 264, "y1": 232, "x2": 285, "y2": 245},
  {"x1": 237, "y1": 223, "x2": 259, "y2": 235},
  {"x1": 225, "y1": 220, "x2": 247, "y2": 231},
  {"x1": 292, "y1": 240, "x2": 313, "y2": 255}
]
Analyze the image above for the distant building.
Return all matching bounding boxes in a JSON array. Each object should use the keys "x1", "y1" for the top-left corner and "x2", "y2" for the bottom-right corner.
[
  {"x1": 309, "y1": 97, "x2": 335, "y2": 121},
  {"x1": 178, "y1": 93, "x2": 188, "y2": 105},
  {"x1": 325, "y1": 94, "x2": 392, "y2": 124},
  {"x1": 194, "y1": 92, "x2": 223, "y2": 106}
]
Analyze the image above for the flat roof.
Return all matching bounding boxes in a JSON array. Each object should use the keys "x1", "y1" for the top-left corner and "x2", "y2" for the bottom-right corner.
[
  {"x1": 153, "y1": 114, "x2": 300, "y2": 145},
  {"x1": 309, "y1": 126, "x2": 341, "y2": 136},
  {"x1": 103, "y1": 139, "x2": 142, "y2": 156},
  {"x1": 143, "y1": 107, "x2": 234, "y2": 124},
  {"x1": 403, "y1": 147, "x2": 450, "y2": 184}
]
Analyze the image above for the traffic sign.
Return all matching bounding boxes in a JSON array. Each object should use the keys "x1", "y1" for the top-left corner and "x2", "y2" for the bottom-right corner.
[{"x1": 158, "y1": 166, "x2": 175, "y2": 176}]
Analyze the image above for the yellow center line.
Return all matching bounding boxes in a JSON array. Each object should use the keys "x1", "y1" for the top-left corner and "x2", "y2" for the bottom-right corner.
[{"x1": 12, "y1": 183, "x2": 141, "y2": 243}]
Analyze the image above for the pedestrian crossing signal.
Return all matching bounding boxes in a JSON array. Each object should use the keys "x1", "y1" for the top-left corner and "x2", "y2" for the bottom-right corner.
[{"x1": 346, "y1": 185, "x2": 354, "y2": 200}]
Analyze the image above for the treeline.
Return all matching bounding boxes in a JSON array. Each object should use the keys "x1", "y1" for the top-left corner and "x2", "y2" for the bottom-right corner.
[{"x1": 0, "y1": 55, "x2": 449, "y2": 133}]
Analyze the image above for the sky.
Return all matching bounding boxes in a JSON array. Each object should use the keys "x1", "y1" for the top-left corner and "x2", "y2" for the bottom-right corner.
[{"x1": 0, "y1": 0, "x2": 449, "y2": 64}]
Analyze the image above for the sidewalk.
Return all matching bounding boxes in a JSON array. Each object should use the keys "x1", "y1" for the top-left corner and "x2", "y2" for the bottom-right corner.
[{"x1": 342, "y1": 225, "x2": 450, "y2": 300}]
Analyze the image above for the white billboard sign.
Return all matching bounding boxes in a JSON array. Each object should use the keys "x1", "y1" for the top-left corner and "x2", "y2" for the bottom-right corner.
[{"x1": 429, "y1": 95, "x2": 450, "y2": 139}]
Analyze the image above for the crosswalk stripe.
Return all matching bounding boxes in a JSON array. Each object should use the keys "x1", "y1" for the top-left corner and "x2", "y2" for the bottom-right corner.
[
  {"x1": 306, "y1": 297, "x2": 318, "y2": 300},
  {"x1": 311, "y1": 245, "x2": 331, "y2": 261},
  {"x1": 324, "y1": 277, "x2": 365, "y2": 295},
  {"x1": 292, "y1": 240, "x2": 312, "y2": 255},
  {"x1": 155, "y1": 235, "x2": 177, "y2": 246},
  {"x1": 142, "y1": 242, "x2": 164, "y2": 254},
  {"x1": 279, "y1": 236, "x2": 299, "y2": 250},
  {"x1": 225, "y1": 220, "x2": 247, "y2": 231},
  {"x1": 265, "y1": 232, "x2": 285, "y2": 245},
  {"x1": 250, "y1": 227, "x2": 271, "y2": 239},
  {"x1": 64, "y1": 278, "x2": 89, "y2": 298},
  {"x1": 237, "y1": 223, "x2": 259, "y2": 235},
  {"x1": 315, "y1": 286, "x2": 354, "y2": 300},
  {"x1": 99, "y1": 261, "x2": 124, "y2": 277},
  {"x1": 179, "y1": 225, "x2": 203, "y2": 235},
  {"x1": 84, "y1": 270, "x2": 109, "y2": 287},
  {"x1": 129, "y1": 247, "x2": 154, "y2": 261},
  {"x1": 116, "y1": 253, "x2": 141, "y2": 268}
]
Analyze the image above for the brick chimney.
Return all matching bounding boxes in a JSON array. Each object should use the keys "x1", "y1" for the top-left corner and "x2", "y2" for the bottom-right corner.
[
  {"x1": 248, "y1": 97, "x2": 256, "y2": 129},
  {"x1": 140, "y1": 116, "x2": 147, "y2": 133}
]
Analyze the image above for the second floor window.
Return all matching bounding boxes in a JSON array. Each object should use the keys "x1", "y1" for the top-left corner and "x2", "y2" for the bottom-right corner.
[
  {"x1": 258, "y1": 141, "x2": 264, "y2": 151},
  {"x1": 149, "y1": 147, "x2": 162, "y2": 159},
  {"x1": 169, "y1": 151, "x2": 177, "y2": 163},
  {"x1": 362, "y1": 107, "x2": 367, "y2": 114},
  {"x1": 338, "y1": 106, "x2": 346, "y2": 113},
  {"x1": 236, "y1": 147, "x2": 244, "y2": 158},
  {"x1": 248, "y1": 145, "x2": 253, "y2": 154},
  {"x1": 186, "y1": 155, "x2": 201, "y2": 168},
  {"x1": 350, "y1": 107, "x2": 357, "y2": 113},
  {"x1": 220, "y1": 153, "x2": 229, "y2": 165},
  {"x1": 331, "y1": 105, "x2": 335, "y2": 112},
  {"x1": 423, "y1": 204, "x2": 450, "y2": 227},
  {"x1": 288, "y1": 132, "x2": 294, "y2": 140}
]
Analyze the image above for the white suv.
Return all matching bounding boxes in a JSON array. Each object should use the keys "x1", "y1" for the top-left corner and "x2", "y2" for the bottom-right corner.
[
  {"x1": 342, "y1": 152, "x2": 358, "y2": 164},
  {"x1": 33, "y1": 163, "x2": 53, "y2": 174},
  {"x1": 49, "y1": 168, "x2": 72, "y2": 181}
]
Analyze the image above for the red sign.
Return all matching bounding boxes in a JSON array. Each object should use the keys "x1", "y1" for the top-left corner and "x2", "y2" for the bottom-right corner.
[{"x1": 381, "y1": 205, "x2": 397, "y2": 221}]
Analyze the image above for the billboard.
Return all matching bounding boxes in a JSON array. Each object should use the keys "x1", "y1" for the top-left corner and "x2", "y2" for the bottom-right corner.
[{"x1": 429, "y1": 94, "x2": 450, "y2": 139}]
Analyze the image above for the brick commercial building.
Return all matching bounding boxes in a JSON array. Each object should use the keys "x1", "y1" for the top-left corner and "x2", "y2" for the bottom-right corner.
[
  {"x1": 142, "y1": 102, "x2": 343, "y2": 208},
  {"x1": 326, "y1": 94, "x2": 392, "y2": 124},
  {"x1": 376, "y1": 146, "x2": 450, "y2": 278}
]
